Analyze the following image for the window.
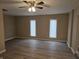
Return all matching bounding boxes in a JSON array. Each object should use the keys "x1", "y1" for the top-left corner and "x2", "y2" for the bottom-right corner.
[
  {"x1": 49, "y1": 19, "x2": 57, "y2": 38},
  {"x1": 30, "y1": 20, "x2": 36, "y2": 36}
]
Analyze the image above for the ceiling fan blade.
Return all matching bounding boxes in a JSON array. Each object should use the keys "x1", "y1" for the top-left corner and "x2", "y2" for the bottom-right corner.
[
  {"x1": 2, "y1": 9, "x2": 8, "y2": 11},
  {"x1": 36, "y1": 7, "x2": 43, "y2": 9},
  {"x1": 19, "y1": 6, "x2": 27, "y2": 8},
  {"x1": 23, "y1": 1, "x2": 28, "y2": 4},
  {"x1": 37, "y1": 1, "x2": 44, "y2": 5},
  {"x1": 42, "y1": 4, "x2": 50, "y2": 7}
]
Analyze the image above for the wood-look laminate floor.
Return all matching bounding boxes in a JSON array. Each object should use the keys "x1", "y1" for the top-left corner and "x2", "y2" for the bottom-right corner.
[{"x1": 3, "y1": 39, "x2": 76, "y2": 59}]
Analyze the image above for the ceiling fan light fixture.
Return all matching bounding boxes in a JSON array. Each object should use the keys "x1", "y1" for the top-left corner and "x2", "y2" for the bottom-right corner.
[
  {"x1": 28, "y1": 7, "x2": 36, "y2": 12},
  {"x1": 32, "y1": 7, "x2": 36, "y2": 12},
  {"x1": 28, "y1": 7, "x2": 32, "y2": 12}
]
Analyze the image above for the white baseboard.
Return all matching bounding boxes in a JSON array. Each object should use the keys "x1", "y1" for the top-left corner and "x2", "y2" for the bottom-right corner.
[
  {"x1": 15, "y1": 37, "x2": 29, "y2": 39},
  {"x1": 67, "y1": 41, "x2": 71, "y2": 48},
  {"x1": 71, "y1": 47, "x2": 76, "y2": 54},
  {"x1": 67, "y1": 42, "x2": 76, "y2": 54},
  {"x1": 16, "y1": 37, "x2": 66, "y2": 42},
  {"x1": 5, "y1": 36, "x2": 15, "y2": 42},
  {"x1": 0, "y1": 49, "x2": 6, "y2": 54}
]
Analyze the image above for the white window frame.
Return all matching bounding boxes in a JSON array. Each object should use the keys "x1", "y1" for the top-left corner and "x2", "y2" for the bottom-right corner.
[
  {"x1": 49, "y1": 19, "x2": 57, "y2": 38},
  {"x1": 30, "y1": 20, "x2": 36, "y2": 36}
]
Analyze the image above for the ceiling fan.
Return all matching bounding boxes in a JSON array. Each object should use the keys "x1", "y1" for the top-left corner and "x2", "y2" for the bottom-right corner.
[{"x1": 19, "y1": 0, "x2": 49, "y2": 12}]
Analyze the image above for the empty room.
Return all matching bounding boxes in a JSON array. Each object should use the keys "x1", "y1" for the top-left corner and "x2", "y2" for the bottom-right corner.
[{"x1": 0, "y1": 0, "x2": 79, "y2": 59}]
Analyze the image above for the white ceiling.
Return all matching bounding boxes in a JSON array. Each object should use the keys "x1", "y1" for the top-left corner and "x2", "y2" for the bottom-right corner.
[{"x1": 0, "y1": 0, "x2": 79, "y2": 16}]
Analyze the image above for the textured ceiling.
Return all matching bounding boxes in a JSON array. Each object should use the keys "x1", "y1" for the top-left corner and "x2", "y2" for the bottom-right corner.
[{"x1": 0, "y1": 0, "x2": 79, "y2": 16}]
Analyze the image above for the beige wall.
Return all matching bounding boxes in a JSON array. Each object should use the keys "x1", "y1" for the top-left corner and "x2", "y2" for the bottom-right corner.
[
  {"x1": 15, "y1": 14, "x2": 69, "y2": 41},
  {"x1": 0, "y1": 10, "x2": 5, "y2": 52},
  {"x1": 67, "y1": 7, "x2": 79, "y2": 54},
  {"x1": 15, "y1": 16, "x2": 30, "y2": 38},
  {"x1": 4, "y1": 15, "x2": 15, "y2": 41},
  {"x1": 57, "y1": 14, "x2": 69, "y2": 41}
]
